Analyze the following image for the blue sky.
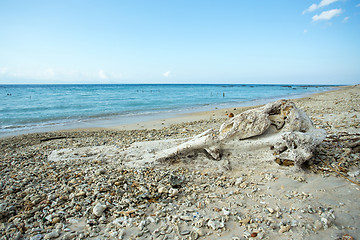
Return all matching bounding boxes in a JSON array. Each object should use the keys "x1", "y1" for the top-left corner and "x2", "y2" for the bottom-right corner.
[{"x1": 0, "y1": 0, "x2": 359, "y2": 84}]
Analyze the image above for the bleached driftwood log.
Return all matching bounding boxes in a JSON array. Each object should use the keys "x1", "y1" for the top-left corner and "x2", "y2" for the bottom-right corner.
[{"x1": 155, "y1": 100, "x2": 326, "y2": 168}]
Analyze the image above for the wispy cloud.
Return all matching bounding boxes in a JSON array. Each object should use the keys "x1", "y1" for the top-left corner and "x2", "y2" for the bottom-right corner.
[
  {"x1": 303, "y1": 29, "x2": 308, "y2": 34},
  {"x1": 98, "y1": 70, "x2": 108, "y2": 80},
  {"x1": 356, "y1": 3, "x2": 360, "y2": 7},
  {"x1": 342, "y1": 16, "x2": 350, "y2": 23},
  {"x1": 303, "y1": 0, "x2": 339, "y2": 14},
  {"x1": 163, "y1": 71, "x2": 171, "y2": 77},
  {"x1": 312, "y1": 8, "x2": 342, "y2": 21}
]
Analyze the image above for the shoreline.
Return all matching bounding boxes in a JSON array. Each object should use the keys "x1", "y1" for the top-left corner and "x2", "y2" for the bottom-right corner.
[
  {"x1": 51, "y1": 85, "x2": 345, "y2": 133},
  {"x1": 0, "y1": 85, "x2": 340, "y2": 139},
  {"x1": 0, "y1": 84, "x2": 359, "y2": 239}
]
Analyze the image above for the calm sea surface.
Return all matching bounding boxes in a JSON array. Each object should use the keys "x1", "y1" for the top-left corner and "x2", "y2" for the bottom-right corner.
[{"x1": 0, "y1": 84, "x2": 336, "y2": 137}]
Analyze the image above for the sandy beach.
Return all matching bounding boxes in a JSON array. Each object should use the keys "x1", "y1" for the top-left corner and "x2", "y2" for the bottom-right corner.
[{"x1": 0, "y1": 85, "x2": 359, "y2": 240}]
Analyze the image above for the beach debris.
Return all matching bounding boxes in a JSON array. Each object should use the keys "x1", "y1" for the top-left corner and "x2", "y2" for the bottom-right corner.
[{"x1": 152, "y1": 100, "x2": 326, "y2": 169}]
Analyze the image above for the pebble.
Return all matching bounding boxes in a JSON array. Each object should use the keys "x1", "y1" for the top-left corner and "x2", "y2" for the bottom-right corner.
[
  {"x1": 30, "y1": 234, "x2": 44, "y2": 240},
  {"x1": 313, "y1": 220, "x2": 322, "y2": 231},
  {"x1": 207, "y1": 219, "x2": 225, "y2": 230},
  {"x1": 180, "y1": 230, "x2": 191, "y2": 235},
  {"x1": 168, "y1": 188, "x2": 179, "y2": 197},
  {"x1": 158, "y1": 186, "x2": 167, "y2": 194},
  {"x1": 44, "y1": 230, "x2": 60, "y2": 239},
  {"x1": 1, "y1": 91, "x2": 359, "y2": 240},
  {"x1": 93, "y1": 203, "x2": 107, "y2": 217},
  {"x1": 279, "y1": 225, "x2": 291, "y2": 233}
]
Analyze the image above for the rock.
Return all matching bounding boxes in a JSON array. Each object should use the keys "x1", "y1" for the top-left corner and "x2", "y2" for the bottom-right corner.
[
  {"x1": 190, "y1": 231, "x2": 199, "y2": 240},
  {"x1": 207, "y1": 219, "x2": 225, "y2": 230},
  {"x1": 279, "y1": 225, "x2": 291, "y2": 233},
  {"x1": 62, "y1": 233, "x2": 77, "y2": 240},
  {"x1": 313, "y1": 220, "x2": 322, "y2": 231},
  {"x1": 180, "y1": 230, "x2": 191, "y2": 235},
  {"x1": 93, "y1": 203, "x2": 107, "y2": 217},
  {"x1": 347, "y1": 170, "x2": 360, "y2": 177},
  {"x1": 30, "y1": 234, "x2": 44, "y2": 240},
  {"x1": 158, "y1": 186, "x2": 167, "y2": 194},
  {"x1": 44, "y1": 230, "x2": 60, "y2": 239},
  {"x1": 48, "y1": 193, "x2": 57, "y2": 201},
  {"x1": 267, "y1": 208, "x2": 275, "y2": 214},
  {"x1": 239, "y1": 217, "x2": 251, "y2": 225},
  {"x1": 97, "y1": 168, "x2": 106, "y2": 175},
  {"x1": 234, "y1": 177, "x2": 243, "y2": 186},
  {"x1": 169, "y1": 175, "x2": 184, "y2": 188},
  {"x1": 51, "y1": 217, "x2": 61, "y2": 224},
  {"x1": 168, "y1": 188, "x2": 179, "y2": 197},
  {"x1": 250, "y1": 232, "x2": 258, "y2": 237}
]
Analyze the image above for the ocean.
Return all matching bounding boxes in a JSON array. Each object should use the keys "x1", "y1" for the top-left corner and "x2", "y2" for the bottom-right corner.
[{"x1": 0, "y1": 84, "x2": 336, "y2": 137}]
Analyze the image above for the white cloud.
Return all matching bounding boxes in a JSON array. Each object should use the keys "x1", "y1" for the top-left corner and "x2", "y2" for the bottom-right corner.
[
  {"x1": 342, "y1": 16, "x2": 349, "y2": 23},
  {"x1": 356, "y1": 3, "x2": 360, "y2": 7},
  {"x1": 312, "y1": 8, "x2": 342, "y2": 21},
  {"x1": 98, "y1": 70, "x2": 108, "y2": 79},
  {"x1": 303, "y1": 0, "x2": 339, "y2": 14},
  {"x1": 303, "y1": 29, "x2": 308, "y2": 34},
  {"x1": 163, "y1": 71, "x2": 171, "y2": 77}
]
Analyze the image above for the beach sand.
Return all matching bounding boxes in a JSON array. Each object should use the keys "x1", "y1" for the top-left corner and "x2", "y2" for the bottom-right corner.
[{"x1": 0, "y1": 85, "x2": 359, "y2": 239}]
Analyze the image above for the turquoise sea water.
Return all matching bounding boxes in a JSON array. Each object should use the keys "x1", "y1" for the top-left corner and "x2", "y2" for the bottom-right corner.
[{"x1": 0, "y1": 84, "x2": 336, "y2": 137}]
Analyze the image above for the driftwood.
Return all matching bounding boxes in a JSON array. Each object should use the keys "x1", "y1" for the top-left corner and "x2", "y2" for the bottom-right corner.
[
  {"x1": 154, "y1": 100, "x2": 326, "y2": 169},
  {"x1": 47, "y1": 100, "x2": 326, "y2": 170}
]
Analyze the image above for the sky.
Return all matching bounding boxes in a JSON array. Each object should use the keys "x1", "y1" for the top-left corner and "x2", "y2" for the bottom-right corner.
[{"x1": 0, "y1": 0, "x2": 359, "y2": 85}]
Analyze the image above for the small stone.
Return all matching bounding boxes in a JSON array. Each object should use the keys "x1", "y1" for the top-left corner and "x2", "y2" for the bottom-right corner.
[
  {"x1": 195, "y1": 228, "x2": 206, "y2": 237},
  {"x1": 168, "y1": 188, "x2": 179, "y2": 197},
  {"x1": 99, "y1": 216, "x2": 107, "y2": 224},
  {"x1": 190, "y1": 231, "x2": 199, "y2": 240},
  {"x1": 235, "y1": 177, "x2": 243, "y2": 186},
  {"x1": 267, "y1": 208, "x2": 275, "y2": 214},
  {"x1": 97, "y1": 168, "x2": 106, "y2": 175},
  {"x1": 180, "y1": 230, "x2": 191, "y2": 235},
  {"x1": 321, "y1": 217, "x2": 330, "y2": 230},
  {"x1": 239, "y1": 217, "x2": 251, "y2": 225},
  {"x1": 222, "y1": 208, "x2": 230, "y2": 216},
  {"x1": 62, "y1": 233, "x2": 77, "y2": 240},
  {"x1": 169, "y1": 175, "x2": 184, "y2": 188},
  {"x1": 207, "y1": 219, "x2": 225, "y2": 230},
  {"x1": 75, "y1": 191, "x2": 86, "y2": 197},
  {"x1": 44, "y1": 230, "x2": 60, "y2": 239},
  {"x1": 158, "y1": 186, "x2": 167, "y2": 194},
  {"x1": 250, "y1": 232, "x2": 258, "y2": 237},
  {"x1": 93, "y1": 203, "x2": 107, "y2": 217},
  {"x1": 48, "y1": 193, "x2": 57, "y2": 201},
  {"x1": 51, "y1": 217, "x2": 60, "y2": 224},
  {"x1": 30, "y1": 234, "x2": 43, "y2": 240},
  {"x1": 279, "y1": 225, "x2": 291, "y2": 233}
]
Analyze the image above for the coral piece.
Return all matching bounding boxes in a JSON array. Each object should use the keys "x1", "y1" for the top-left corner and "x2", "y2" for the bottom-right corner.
[{"x1": 154, "y1": 100, "x2": 326, "y2": 169}]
